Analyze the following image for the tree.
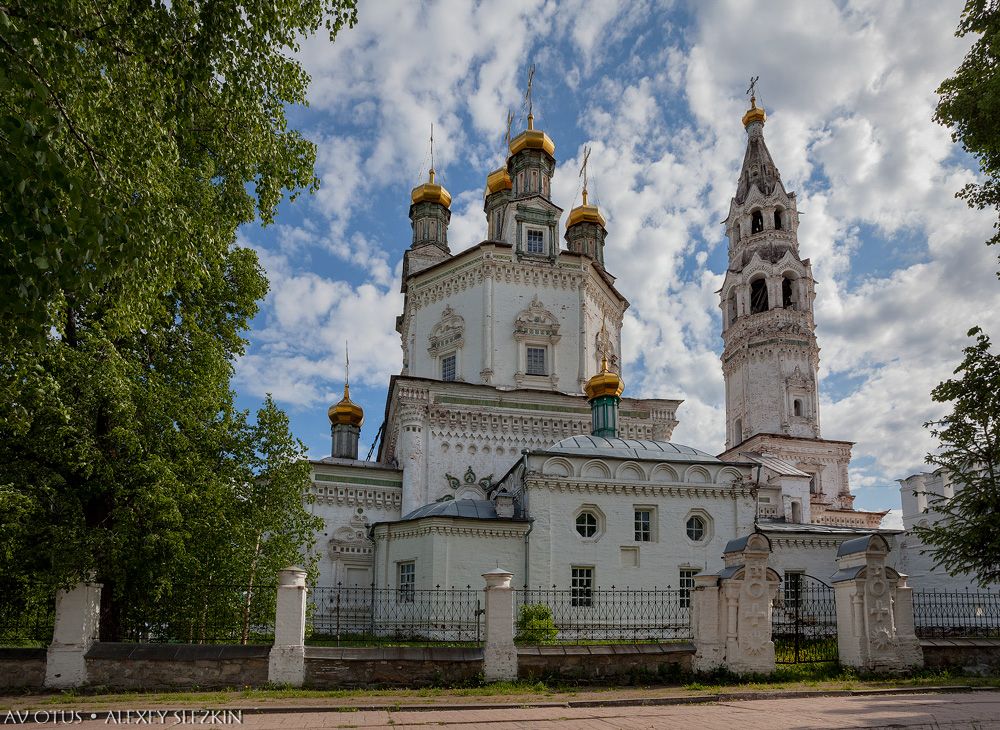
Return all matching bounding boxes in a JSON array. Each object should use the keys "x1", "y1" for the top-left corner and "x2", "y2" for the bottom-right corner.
[
  {"x1": 915, "y1": 327, "x2": 1000, "y2": 586},
  {"x1": 0, "y1": 0, "x2": 356, "y2": 636},
  {"x1": 935, "y1": 0, "x2": 1000, "y2": 263}
]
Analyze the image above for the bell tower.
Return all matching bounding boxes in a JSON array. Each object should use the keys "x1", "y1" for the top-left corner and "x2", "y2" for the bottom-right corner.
[{"x1": 719, "y1": 90, "x2": 861, "y2": 517}]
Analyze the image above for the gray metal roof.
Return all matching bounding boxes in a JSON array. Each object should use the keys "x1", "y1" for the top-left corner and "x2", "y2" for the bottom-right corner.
[
  {"x1": 401, "y1": 499, "x2": 498, "y2": 521},
  {"x1": 739, "y1": 452, "x2": 810, "y2": 478},
  {"x1": 758, "y1": 520, "x2": 900, "y2": 536},
  {"x1": 541, "y1": 435, "x2": 720, "y2": 462}
]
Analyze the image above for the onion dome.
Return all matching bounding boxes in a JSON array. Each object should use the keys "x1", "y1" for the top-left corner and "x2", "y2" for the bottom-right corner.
[
  {"x1": 742, "y1": 95, "x2": 766, "y2": 128},
  {"x1": 410, "y1": 168, "x2": 452, "y2": 209},
  {"x1": 328, "y1": 383, "x2": 364, "y2": 428},
  {"x1": 485, "y1": 167, "x2": 513, "y2": 196},
  {"x1": 509, "y1": 114, "x2": 555, "y2": 157},
  {"x1": 585, "y1": 354, "x2": 624, "y2": 400},
  {"x1": 566, "y1": 188, "x2": 606, "y2": 229}
]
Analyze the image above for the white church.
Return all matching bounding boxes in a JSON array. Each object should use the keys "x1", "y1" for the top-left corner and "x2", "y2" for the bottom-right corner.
[{"x1": 306, "y1": 93, "x2": 959, "y2": 596}]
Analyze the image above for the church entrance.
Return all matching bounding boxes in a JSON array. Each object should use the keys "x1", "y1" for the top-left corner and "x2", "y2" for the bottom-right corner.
[{"x1": 772, "y1": 574, "x2": 838, "y2": 663}]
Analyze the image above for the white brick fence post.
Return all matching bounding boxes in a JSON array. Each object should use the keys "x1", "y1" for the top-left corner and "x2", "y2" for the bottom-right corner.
[
  {"x1": 691, "y1": 532, "x2": 779, "y2": 674},
  {"x1": 268, "y1": 566, "x2": 308, "y2": 686},
  {"x1": 832, "y1": 535, "x2": 923, "y2": 672},
  {"x1": 481, "y1": 568, "x2": 516, "y2": 682},
  {"x1": 45, "y1": 580, "x2": 102, "y2": 688}
]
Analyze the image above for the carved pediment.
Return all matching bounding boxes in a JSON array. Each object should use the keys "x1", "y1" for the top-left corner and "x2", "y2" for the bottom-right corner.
[
  {"x1": 428, "y1": 305, "x2": 465, "y2": 356},
  {"x1": 514, "y1": 296, "x2": 560, "y2": 340}
]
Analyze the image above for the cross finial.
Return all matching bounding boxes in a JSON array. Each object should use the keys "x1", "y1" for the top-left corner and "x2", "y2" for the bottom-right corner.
[
  {"x1": 344, "y1": 342, "x2": 351, "y2": 397},
  {"x1": 524, "y1": 64, "x2": 535, "y2": 127},
  {"x1": 504, "y1": 109, "x2": 513, "y2": 149},
  {"x1": 579, "y1": 145, "x2": 592, "y2": 206},
  {"x1": 429, "y1": 123, "x2": 435, "y2": 183},
  {"x1": 746, "y1": 75, "x2": 759, "y2": 106}
]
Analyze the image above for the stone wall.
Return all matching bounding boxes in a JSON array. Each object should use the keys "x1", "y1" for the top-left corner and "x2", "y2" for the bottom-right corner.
[
  {"x1": 85, "y1": 644, "x2": 269, "y2": 690},
  {"x1": 921, "y1": 639, "x2": 1000, "y2": 675},
  {"x1": 517, "y1": 643, "x2": 694, "y2": 682},
  {"x1": 304, "y1": 646, "x2": 483, "y2": 688},
  {"x1": 0, "y1": 648, "x2": 46, "y2": 690}
]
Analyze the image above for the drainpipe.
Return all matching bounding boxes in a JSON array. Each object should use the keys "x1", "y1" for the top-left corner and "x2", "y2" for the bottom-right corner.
[{"x1": 520, "y1": 449, "x2": 533, "y2": 591}]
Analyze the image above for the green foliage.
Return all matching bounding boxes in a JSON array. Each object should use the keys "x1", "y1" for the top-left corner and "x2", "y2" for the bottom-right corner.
[
  {"x1": 936, "y1": 0, "x2": 1000, "y2": 264},
  {"x1": 0, "y1": 0, "x2": 355, "y2": 637},
  {"x1": 916, "y1": 326, "x2": 1000, "y2": 586},
  {"x1": 514, "y1": 603, "x2": 558, "y2": 645}
]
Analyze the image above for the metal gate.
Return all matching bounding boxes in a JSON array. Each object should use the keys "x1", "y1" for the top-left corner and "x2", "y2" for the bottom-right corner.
[{"x1": 772, "y1": 573, "x2": 838, "y2": 663}]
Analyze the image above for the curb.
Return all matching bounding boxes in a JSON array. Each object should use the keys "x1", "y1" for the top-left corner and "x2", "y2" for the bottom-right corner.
[{"x1": 8, "y1": 685, "x2": 993, "y2": 719}]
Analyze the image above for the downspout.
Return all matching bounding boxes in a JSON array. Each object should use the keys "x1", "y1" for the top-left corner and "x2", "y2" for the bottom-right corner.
[{"x1": 521, "y1": 449, "x2": 533, "y2": 591}]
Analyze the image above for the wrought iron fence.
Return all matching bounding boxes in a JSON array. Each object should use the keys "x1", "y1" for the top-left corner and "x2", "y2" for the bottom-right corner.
[
  {"x1": 514, "y1": 586, "x2": 691, "y2": 644},
  {"x1": 0, "y1": 601, "x2": 55, "y2": 647},
  {"x1": 308, "y1": 584, "x2": 483, "y2": 646},
  {"x1": 772, "y1": 574, "x2": 839, "y2": 663},
  {"x1": 117, "y1": 583, "x2": 276, "y2": 644},
  {"x1": 913, "y1": 589, "x2": 1000, "y2": 639}
]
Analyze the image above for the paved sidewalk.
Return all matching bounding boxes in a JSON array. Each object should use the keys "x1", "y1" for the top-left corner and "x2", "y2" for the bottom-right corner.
[{"x1": 24, "y1": 690, "x2": 1000, "y2": 729}]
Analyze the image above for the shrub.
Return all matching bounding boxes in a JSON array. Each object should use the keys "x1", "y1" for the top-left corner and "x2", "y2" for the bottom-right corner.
[{"x1": 515, "y1": 603, "x2": 558, "y2": 644}]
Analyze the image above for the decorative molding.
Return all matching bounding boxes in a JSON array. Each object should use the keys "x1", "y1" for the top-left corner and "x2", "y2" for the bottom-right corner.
[
  {"x1": 311, "y1": 485, "x2": 403, "y2": 509},
  {"x1": 445, "y1": 466, "x2": 494, "y2": 492},
  {"x1": 427, "y1": 305, "x2": 465, "y2": 357},
  {"x1": 528, "y1": 477, "x2": 756, "y2": 500}
]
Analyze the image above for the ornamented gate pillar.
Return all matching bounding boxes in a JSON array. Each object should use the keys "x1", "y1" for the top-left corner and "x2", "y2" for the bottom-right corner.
[{"x1": 832, "y1": 535, "x2": 923, "y2": 671}]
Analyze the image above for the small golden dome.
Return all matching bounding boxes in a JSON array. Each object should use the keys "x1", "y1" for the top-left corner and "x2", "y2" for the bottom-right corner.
[
  {"x1": 509, "y1": 114, "x2": 555, "y2": 158},
  {"x1": 567, "y1": 189, "x2": 606, "y2": 229},
  {"x1": 486, "y1": 167, "x2": 512, "y2": 196},
  {"x1": 411, "y1": 168, "x2": 452, "y2": 208},
  {"x1": 328, "y1": 384, "x2": 364, "y2": 428},
  {"x1": 742, "y1": 96, "x2": 766, "y2": 127},
  {"x1": 585, "y1": 355, "x2": 624, "y2": 400}
]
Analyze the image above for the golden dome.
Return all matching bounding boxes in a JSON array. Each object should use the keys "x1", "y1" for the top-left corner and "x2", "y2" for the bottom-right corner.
[
  {"x1": 328, "y1": 383, "x2": 364, "y2": 428},
  {"x1": 584, "y1": 355, "x2": 624, "y2": 400},
  {"x1": 411, "y1": 169, "x2": 452, "y2": 208},
  {"x1": 566, "y1": 189, "x2": 606, "y2": 229},
  {"x1": 509, "y1": 114, "x2": 555, "y2": 158},
  {"x1": 486, "y1": 167, "x2": 512, "y2": 195},
  {"x1": 742, "y1": 96, "x2": 766, "y2": 127}
]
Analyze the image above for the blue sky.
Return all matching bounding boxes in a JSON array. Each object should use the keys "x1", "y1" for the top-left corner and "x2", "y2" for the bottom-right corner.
[{"x1": 233, "y1": 0, "x2": 1000, "y2": 529}]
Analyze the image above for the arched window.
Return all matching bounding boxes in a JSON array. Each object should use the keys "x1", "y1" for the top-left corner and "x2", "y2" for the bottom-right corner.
[
  {"x1": 751, "y1": 210, "x2": 763, "y2": 234},
  {"x1": 750, "y1": 278, "x2": 769, "y2": 314},
  {"x1": 774, "y1": 210, "x2": 783, "y2": 230},
  {"x1": 782, "y1": 276, "x2": 795, "y2": 309},
  {"x1": 793, "y1": 399, "x2": 803, "y2": 417},
  {"x1": 733, "y1": 417, "x2": 743, "y2": 443},
  {"x1": 726, "y1": 290, "x2": 738, "y2": 327}
]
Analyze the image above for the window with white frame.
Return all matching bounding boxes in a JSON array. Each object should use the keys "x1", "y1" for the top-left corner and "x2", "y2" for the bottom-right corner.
[
  {"x1": 685, "y1": 515, "x2": 706, "y2": 542},
  {"x1": 397, "y1": 561, "x2": 415, "y2": 603},
  {"x1": 575, "y1": 511, "x2": 598, "y2": 538},
  {"x1": 441, "y1": 353, "x2": 456, "y2": 381},
  {"x1": 526, "y1": 228, "x2": 544, "y2": 254},
  {"x1": 571, "y1": 566, "x2": 594, "y2": 607},
  {"x1": 634, "y1": 509, "x2": 652, "y2": 542},
  {"x1": 679, "y1": 568, "x2": 698, "y2": 608},
  {"x1": 526, "y1": 346, "x2": 547, "y2": 375}
]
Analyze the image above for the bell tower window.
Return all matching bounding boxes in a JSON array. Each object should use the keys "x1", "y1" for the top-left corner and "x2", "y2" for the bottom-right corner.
[
  {"x1": 774, "y1": 210, "x2": 783, "y2": 230},
  {"x1": 750, "y1": 278, "x2": 769, "y2": 314},
  {"x1": 751, "y1": 210, "x2": 763, "y2": 234},
  {"x1": 782, "y1": 276, "x2": 795, "y2": 309},
  {"x1": 793, "y1": 398, "x2": 802, "y2": 417}
]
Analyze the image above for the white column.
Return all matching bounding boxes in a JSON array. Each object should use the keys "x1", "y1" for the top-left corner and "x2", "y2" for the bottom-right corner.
[
  {"x1": 481, "y1": 568, "x2": 516, "y2": 682},
  {"x1": 691, "y1": 573, "x2": 723, "y2": 672},
  {"x1": 268, "y1": 567, "x2": 308, "y2": 686},
  {"x1": 45, "y1": 581, "x2": 102, "y2": 688}
]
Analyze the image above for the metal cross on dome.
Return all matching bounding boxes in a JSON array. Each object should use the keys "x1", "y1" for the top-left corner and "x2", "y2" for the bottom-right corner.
[
  {"x1": 524, "y1": 63, "x2": 535, "y2": 117},
  {"x1": 504, "y1": 108, "x2": 513, "y2": 148},
  {"x1": 579, "y1": 145, "x2": 591, "y2": 203},
  {"x1": 747, "y1": 75, "x2": 759, "y2": 99}
]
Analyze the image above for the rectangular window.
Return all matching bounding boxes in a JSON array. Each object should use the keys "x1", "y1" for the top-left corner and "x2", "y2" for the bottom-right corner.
[
  {"x1": 634, "y1": 509, "x2": 651, "y2": 542},
  {"x1": 679, "y1": 568, "x2": 697, "y2": 608},
  {"x1": 571, "y1": 566, "x2": 593, "y2": 607},
  {"x1": 397, "y1": 562, "x2": 415, "y2": 603},
  {"x1": 526, "y1": 229, "x2": 544, "y2": 254},
  {"x1": 441, "y1": 353, "x2": 456, "y2": 382},
  {"x1": 783, "y1": 571, "x2": 803, "y2": 608},
  {"x1": 526, "y1": 346, "x2": 547, "y2": 376}
]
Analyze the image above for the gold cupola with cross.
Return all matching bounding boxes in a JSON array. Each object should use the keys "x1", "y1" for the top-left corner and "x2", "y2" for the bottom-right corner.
[{"x1": 565, "y1": 145, "x2": 608, "y2": 267}]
